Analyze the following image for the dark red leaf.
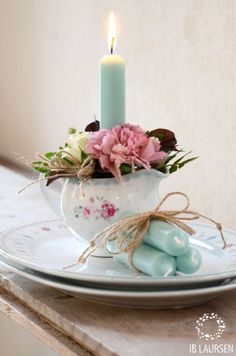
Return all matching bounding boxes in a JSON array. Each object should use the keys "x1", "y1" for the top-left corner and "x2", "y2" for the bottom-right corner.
[
  {"x1": 85, "y1": 120, "x2": 100, "y2": 132},
  {"x1": 149, "y1": 128, "x2": 177, "y2": 152},
  {"x1": 46, "y1": 171, "x2": 72, "y2": 186}
]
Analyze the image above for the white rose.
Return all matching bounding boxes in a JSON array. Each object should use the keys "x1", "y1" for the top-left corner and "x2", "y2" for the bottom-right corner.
[
  {"x1": 64, "y1": 132, "x2": 89, "y2": 162},
  {"x1": 63, "y1": 146, "x2": 82, "y2": 162}
]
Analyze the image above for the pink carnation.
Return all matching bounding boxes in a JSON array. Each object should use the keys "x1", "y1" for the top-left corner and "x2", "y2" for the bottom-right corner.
[
  {"x1": 101, "y1": 202, "x2": 117, "y2": 219},
  {"x1": 85, "y1": 124, "x2": 167, "y2": 180}
]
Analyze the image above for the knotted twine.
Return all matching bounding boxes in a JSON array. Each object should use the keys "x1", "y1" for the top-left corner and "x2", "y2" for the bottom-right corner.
[
  {"x1": 17, "y1": 155, "x2": 95, "y2": 194},
  {"x1": 76, "y1": 192, "x2": 227, "y2": 268}
]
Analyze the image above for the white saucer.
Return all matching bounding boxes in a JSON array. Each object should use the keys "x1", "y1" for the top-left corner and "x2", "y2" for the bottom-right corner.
[
  {"x1": 1, "y1": 254, "x2": 235, "y2": 309},
  {"x1": 0, "y1": 219, "x2": 236, "y2": 289}
]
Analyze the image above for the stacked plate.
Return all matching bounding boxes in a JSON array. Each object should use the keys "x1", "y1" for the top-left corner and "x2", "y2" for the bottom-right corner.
[{"x1": 1, "y1": 219, "x2": 236, "y2": 309}]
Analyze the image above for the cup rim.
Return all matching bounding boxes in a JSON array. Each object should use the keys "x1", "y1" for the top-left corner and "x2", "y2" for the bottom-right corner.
[{"x1": 72, "y1": 168, "x2": 169, "y2": 183}]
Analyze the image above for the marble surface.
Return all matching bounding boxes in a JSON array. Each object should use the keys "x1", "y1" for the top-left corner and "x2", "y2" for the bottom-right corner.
[{"x1": 0, "y1": 164, "x2": 236, "y2": 356}]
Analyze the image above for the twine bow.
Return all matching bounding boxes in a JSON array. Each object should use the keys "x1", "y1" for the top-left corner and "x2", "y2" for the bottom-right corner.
[
  {"x1": 17, "y1": 154, "x2": 95, "y2": 194},
  {"x1": 77, "y1": 192, "x2": 227, "y2": 266}
]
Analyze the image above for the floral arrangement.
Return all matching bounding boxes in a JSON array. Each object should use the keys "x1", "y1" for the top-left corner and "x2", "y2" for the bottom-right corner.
[{"x1": 31, "y1": 121, "x2": 197, "y2": 185}]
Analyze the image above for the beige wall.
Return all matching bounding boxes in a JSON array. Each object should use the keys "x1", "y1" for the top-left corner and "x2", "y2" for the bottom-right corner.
[{"x1": 0, "y1": 0, "x2": 235, "y2": 228}]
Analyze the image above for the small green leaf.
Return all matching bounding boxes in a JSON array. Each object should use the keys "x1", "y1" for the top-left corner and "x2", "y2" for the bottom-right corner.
[
  {"x1": 62, "y1": 157, "x2": 74, "y2": 165},
  {"x1": 45, "y1": 170, "x2": 52, "y2": 177},
  {"x1": 165, "y1": 151, "x2": 179, "y2": 164},
  {"x1": 80, "y1": 150, "x2": 87, "y2": 162},
  {"x1": 172, "y1": 151, "x2": 192, "y2": 165},
  {"x1": 32, "y1": 161, "x2": 43, "y2": 165},
  {"x1": 32, "y1": 161, "x2": 48, "y2": 167},
  {"x1": 155, "y1": 163, "x2": 168, "y2": 174},
  {"x1": 33, "y1": 166, "x2": 49, "y2": 174},
  {"x1": 44, "y1": 152, "x2": 56, "y2": 160},
  {"x1": 146, "y1": 131, "x2": 164, "y2": 140},
  {"x1": 149, "y1": 132, "x2": 164, "y2": 141},
  {"x1": 56, "y1": 151, "x2": 63, "y2": 158},
  {"x1": 146, "y1": 130, "x2": 164, "y2": 140},
  {"x1": 120, "y1": 164, "x2": 132, "y2": 174},
  {"x1": 169, "y1": 165, "x2": 178, "y2": 174},
  {"x1": 179, "y1": 157, "x2": 198, "y2": 168},
  {"x1": 68, "y1": 127, "x2": 77, "y2": 134}
]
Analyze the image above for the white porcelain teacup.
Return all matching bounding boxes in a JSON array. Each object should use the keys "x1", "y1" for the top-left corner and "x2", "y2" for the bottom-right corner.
[{"x1": 41, "y1": 169, "x2": 168, "y2": 255}]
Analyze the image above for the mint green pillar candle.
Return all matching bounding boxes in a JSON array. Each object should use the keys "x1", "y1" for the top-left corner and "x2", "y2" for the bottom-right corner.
[
  {"x1": 176, "y1": 247, "x2": 202, "y2": 274},
  {"x1": 144, "y1": 220, "x2": 190, "y2": 256},
  {"x1": 100, "y1": 54, "x2": 125, "y2": 129},
  {"x1": 115, "y1": 244, "x2": 176, "y2": 277}
]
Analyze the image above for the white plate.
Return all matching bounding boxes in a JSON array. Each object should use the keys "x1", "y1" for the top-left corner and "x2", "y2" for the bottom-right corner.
[
  {"x1": 1, "y1": 255, "x2": 235, "y2": 309},
  {"x1": 0, "y1": 219, "x2": 236, "y2": 289}
]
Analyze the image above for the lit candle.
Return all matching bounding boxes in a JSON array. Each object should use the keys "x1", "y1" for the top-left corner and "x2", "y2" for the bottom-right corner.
[{"x1": 100, "y1": 12, "x2": 125, "y2": 129}]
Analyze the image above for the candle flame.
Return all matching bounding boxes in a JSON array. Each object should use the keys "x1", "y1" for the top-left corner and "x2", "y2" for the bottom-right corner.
[{"x1": 108, "y1": 12, "x2": 116, "y2": 54}]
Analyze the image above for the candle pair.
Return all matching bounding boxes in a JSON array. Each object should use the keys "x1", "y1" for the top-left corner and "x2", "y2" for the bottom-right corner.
[{"x1": 114, "y1": 220, "x2": 202, "y2": 277}]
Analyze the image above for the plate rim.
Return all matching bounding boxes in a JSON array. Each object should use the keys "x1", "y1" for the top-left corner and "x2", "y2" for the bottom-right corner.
[
  {"x1": 1, "y1": 255, "x2": 236, "y2": 299},
  {"x1": 0, "y1": 218, "x2": 236, "y2": 286}
]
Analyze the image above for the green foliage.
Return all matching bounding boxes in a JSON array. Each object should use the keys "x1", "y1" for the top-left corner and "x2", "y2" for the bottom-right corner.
[
  {"x1": 68, "y1": 127, "x2": 77, "y2": 134},
  {"x1": 179, "y1": 157, "x2": 198, "y2": 168},
  {"x1": 154, "y1": 150, "x2": 198, "y2": 174},
  {"x1": 62, "y1": 157, "x2": 74, "y2": 166},
  {"x1": 155, "y1": 163, "x2": 168, "y2": 174},
  {"x1": 80, "y1": 149, "x2": 88, "y2": 162},
  {"x1": 30, "y1": 126, "x2": 197, "y2": 182},
  {"x1": 32, "y1": 161, "x2": 50, "y2": 174},
  {"x1": 120, "y1": 163, "x2": 132, "y2": 175},
  {"x1": 146, "y1": 131, "x2": 164, "y2": 141},
  {"x1": 164, "y1": 151, "x2": 182, "y2": 164},
  {"x1": 44, "y1": 152, "x2": 56, "y2": 160}
]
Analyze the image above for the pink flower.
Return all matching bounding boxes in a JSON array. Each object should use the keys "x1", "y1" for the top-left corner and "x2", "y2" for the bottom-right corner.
[
  {"x1": 86, "y1": 124, "x2": 166, "y2": 180},
  {"x1": 41, "y1": 226, "x2": 51, "y2": 231},
  {"x1": 101, "y1": 202, "x2": 117, "y2": 219},
  {"x1": 83, "y1": 207, "x2": 91, "y2": 217}
]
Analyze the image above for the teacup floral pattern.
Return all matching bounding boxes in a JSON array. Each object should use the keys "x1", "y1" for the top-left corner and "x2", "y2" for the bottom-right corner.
[{"x1": 73, "y1": 196, "x2": 119, "y2": 221}]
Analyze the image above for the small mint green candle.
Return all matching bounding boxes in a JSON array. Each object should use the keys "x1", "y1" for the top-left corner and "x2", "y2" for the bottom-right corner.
[
  {"x1": 100, "y1": 54, "x2": 125, "y2": 129},
  {"x1": 144, "y1": 220, "x2": 190, "y2": 256},
  {"x1": 115, "y1": 244, "x2": 176, "y2": 277},
  {"x1": 176, "y1": 247, "x2": 202, "y2": 274}
]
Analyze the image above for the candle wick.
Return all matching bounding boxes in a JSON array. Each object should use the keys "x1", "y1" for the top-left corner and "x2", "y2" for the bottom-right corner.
[{"x1": 110, "y1": 37, "x2": 115, "y2": 54}]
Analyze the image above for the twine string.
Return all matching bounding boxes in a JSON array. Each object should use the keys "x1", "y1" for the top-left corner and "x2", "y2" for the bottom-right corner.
[
  {"x1": 17, "y1": 154, "x2": 95, "y2": 194},
  {"x1": 76, "y1": 192, "x2": 227, "y2": 267}
]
